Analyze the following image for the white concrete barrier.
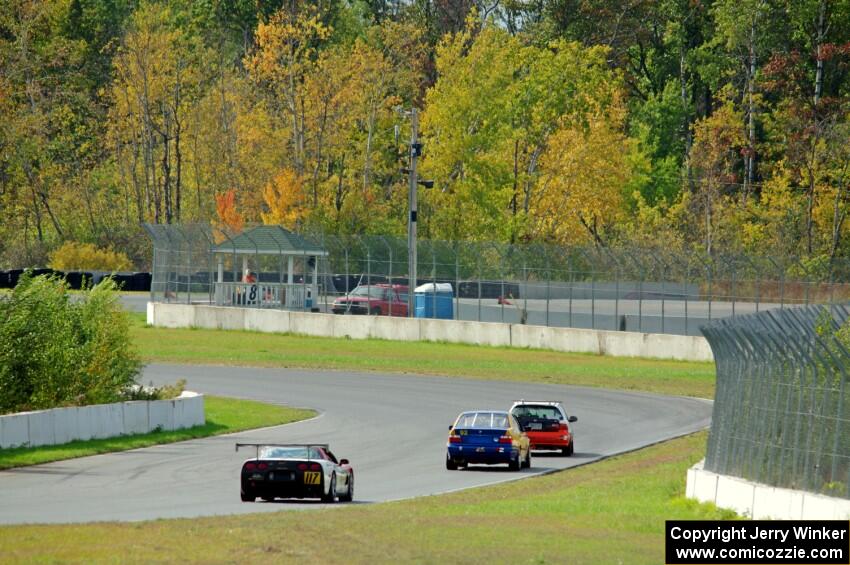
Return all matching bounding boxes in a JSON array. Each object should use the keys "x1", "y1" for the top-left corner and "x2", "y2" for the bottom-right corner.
[
  {"x1": 290, "y1": 311, "x2": 336, "y2": 338},
  {"x1": 513, "y1": 324, "x2": 601, "y2": 354},
  {"x1": 76, "y1": 405, "x2": 95, "y2": 442},
  {"x1": 333, "y1": 313, "x2": 374, "y2": 339},
  {"x1": 92, "y1": 403, "x2": 124, "y2": 440},
  {"x1": 219, "y1": 306, "x2": 246, "y2": 330},
  {"x1": 179, "y1": 392, "x2": 205, "y2": 427},
  {"x1": 147, "y1": 302, "x2": 714, "y2": 362},
  {"x1": 148, "y1": 303, "x2": 196, "y2": 329},
  {"x1": 52, "y1": 407, "x2": 80, "y2": 445},
  {"x1": 193, "y1": 302, "x2": 222, "y2": 330},
  {"x1": 28, "y1": 410, "x2": 55, "y2": 447},
  {"x1": 148, "y1": 400, "x2": 174, "y2": 431},
  {"x1": 420, "y1": 318, "x2": 511, "y2": 347},
  {"x1": 244, "y1": 308, "x2": 291, "y2": 333},
  {"x1": 715, "y1": 474, "x2": 756, "y2": 517},
  {"x1": 0, "y1": 413, "x2": 28, "y2": 449},
  {"x1": 0, "y1": 393, "x2": 205, "y2": 449},
  {"x1": 371, "y1": 316, "x2": 420, "y2": 341},
  {"x1": 687, "y1": 460, "x2": 850, "y2": 519},
  {"x1": 123, "y1": 401, "x2": 149, "y2": 435}
]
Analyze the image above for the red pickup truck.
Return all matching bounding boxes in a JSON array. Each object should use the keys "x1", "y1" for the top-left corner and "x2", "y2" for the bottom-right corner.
[{"x1": 331, "y1": 284, "x2": 409, "y2": 316}]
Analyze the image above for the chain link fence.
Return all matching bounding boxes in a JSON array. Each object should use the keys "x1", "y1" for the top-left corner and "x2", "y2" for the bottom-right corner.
[
  {"x1": 143, "y1": 223, "x2": 850, "y2": 336},
  {"x1": 701, "y1": 305, "x2": 850, "y2": 499}
]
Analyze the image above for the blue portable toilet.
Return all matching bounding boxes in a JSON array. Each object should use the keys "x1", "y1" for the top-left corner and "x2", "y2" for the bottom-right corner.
[{"x1": 414, "y1": 283, "x2": 454, "y2": 319}]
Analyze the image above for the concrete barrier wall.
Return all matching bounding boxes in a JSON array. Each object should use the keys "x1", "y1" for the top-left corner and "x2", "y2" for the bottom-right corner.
[
  {"x1": 0, "y1": 392, "x2": 205, "y2": 449},
  {"x1": 148, "y1": 303, "x2": 714, "y2": 362},
  {"x1": 150, "y1": 303, "x2": 714, "y2": 361},
  {"x1": 686, "y1": 460, "x2": 850, "y2": 519}
]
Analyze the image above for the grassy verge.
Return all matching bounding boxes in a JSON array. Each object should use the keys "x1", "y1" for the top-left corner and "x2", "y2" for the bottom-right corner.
[
  {"x1": 0, "y1": 396, "x2": 314, "y2": 470},
  {"x1": 0, "y1": 432, "x2": 732, "y2": 564},
  {"x1": 129, "y1": 314, "x2": 716, "y2": 399}
]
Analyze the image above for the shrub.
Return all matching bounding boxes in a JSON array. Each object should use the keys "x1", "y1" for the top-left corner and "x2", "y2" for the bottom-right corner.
[
  {"x1": 48, "y1": 242, "x2": 134, "y2": 272},
  {"x1": 0, "y1": 273, "x2": 142, "y2": 413}
]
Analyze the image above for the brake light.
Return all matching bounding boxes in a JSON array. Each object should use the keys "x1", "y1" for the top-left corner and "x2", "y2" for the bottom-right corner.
[
  {"x1": 297, "y1": 463, "x2": 308, "y2": 471},
  {"x1": 310, "y1": 463, "x2": 321, "y2": 471},
  {"x1": 449, "y1": 435, "x2": 461, "y2": 443},
  {"x1": 258, "y1": 462, "x2": 268, "y2": 470},
  {"x1": 560, "y1": 423, "x2": 568, "y2": 432},
  {"x1": 245, "y1": 462, "x2": 256, "y2": 471},
  {"x1": 498, "y1": 435, "x2": 513, "y2": 444}
]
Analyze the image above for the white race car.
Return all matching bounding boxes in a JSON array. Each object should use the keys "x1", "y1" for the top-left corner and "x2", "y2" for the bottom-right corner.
[{"x1": 237, "y1": 443, "x2": 354, "y2": 503}]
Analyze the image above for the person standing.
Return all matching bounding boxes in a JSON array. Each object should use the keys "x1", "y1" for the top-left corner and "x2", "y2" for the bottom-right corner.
[{"x1": 243, "y1": 269, "x2": 257, "y2": 304}]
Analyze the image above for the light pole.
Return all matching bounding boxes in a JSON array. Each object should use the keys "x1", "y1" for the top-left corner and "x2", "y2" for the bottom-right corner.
[
  {"x1": 401, "y1": 108, "x2": 433, "y2": 318},
  {"x1": 407, "y1": 108, "x2": 419, "y2": 317}
]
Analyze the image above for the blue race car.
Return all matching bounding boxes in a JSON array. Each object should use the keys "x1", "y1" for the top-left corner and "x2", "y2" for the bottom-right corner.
[{"x1": 446, "y1": 410, "x2": 531, "y2": 471}]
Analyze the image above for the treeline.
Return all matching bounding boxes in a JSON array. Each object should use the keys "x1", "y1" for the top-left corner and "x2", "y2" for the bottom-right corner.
[{"x1": 1, "y1": 0, "x2": 849, "y2": 273}]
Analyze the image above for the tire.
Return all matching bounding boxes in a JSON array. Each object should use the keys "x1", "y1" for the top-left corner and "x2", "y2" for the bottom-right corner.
[
  {"x1": 522, "y1": 450, "x2": 531, "y2": 469},
  {"x1": 339, "y1": 474, "x2": 354, "y2": 502},
  {"x1": 240, "y1": 490, "x2": 255, "y2": 502},
  {"x1": 322, "y1": 474, "x2": 337, "y2": 503},
  {"x1": 370, "y1": 306, "x2": 381, "y2": 316},
  {"x1": 446, "y1": 454, "x2": 458, "y2": 470},
  {"x1": 508, "y1": 454, "x2": 521, "y2": 471},
  {"x1": 563, "y1": 439, "x2": 574, "y2": 456}
]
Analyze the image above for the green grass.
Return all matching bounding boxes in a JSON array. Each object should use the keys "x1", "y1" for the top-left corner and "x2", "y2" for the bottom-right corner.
[
  {"x1": 129, "y1": 314, "x2": 716, "y2": 399},
  {"x1": 0, "y1": 396, "x2": 314, "y2": 470},
  {"x1": 0, "y1": 432, "x2": 733, "y2": 564}
]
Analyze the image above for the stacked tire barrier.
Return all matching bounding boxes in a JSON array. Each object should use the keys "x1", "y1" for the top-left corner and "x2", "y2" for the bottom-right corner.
[
  {"x1": 701, "y1": 305, "x2": 850, "y2": 500},
  {"x1": 0, "y1": 270, "x2": 152, "y2": 291}
]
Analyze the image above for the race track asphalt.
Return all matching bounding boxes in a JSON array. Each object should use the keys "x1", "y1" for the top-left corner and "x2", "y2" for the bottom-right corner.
[{"x1": 0, "y1": 364, "x2": 712, "y2": 525}]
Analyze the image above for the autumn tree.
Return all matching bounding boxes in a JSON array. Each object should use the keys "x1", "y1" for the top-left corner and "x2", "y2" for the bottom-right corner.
[
  {"x1": 109, "y1": 3, "x2": 209, "y2": 225},
  {"x1": 531, "y1": 100, "x2": 637, "y2": 247},
  {"x1": 262, "y1": 168, "x2": 306, "y2": 229},
  {"x1": 245, "y1": 5, "x2": 332, "y2": 177},
  {"x1": 686, "y1": 102, "x2": 746, "y2": 255},
  {"x1": 214, "y1": 189, "x2": 244, "y2": 234},
  {"x1": 421, "y1": 23, "x2": 619, "y2": 242}
]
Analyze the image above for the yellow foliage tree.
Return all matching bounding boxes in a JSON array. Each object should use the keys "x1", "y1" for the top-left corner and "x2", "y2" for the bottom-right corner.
[
  {"x1": 686, "y1": 102, "x2": 746, "y2": 255},
  {"x1": 261, "y1": 168, "x2": 306, "y2": 229},
  {"x1": 49, "y1": 242, "x2": 134, "y2": 272},
  {"x1": 531, "y1": 104, "x2": 633, "y2": 246},
  {"x1": 245, "y1": 6, "x2": 331, "y2": 176}
]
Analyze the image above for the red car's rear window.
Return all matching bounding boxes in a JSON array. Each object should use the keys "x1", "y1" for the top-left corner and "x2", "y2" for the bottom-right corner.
[{"x1": 512, "y1": 405, "x2": 563, "y2": 420}]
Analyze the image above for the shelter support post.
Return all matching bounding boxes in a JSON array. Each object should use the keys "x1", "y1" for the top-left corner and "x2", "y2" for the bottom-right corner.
[{"x1": 216, "y1": 256, "x2": 224, "y2": 305}]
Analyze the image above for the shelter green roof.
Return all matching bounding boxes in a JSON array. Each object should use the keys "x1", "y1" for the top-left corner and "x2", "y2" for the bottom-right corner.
[{"x1": 212, "y1": 225, "x2": 327, "y2": 256}]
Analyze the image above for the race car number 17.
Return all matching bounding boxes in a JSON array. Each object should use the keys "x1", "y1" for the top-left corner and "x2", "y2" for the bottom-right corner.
[{"x1": 303, "y1": 471, "x2": 321, "y2": 485}]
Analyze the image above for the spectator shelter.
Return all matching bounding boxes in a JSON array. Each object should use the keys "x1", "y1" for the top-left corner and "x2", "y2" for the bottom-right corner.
[
  {"x1": 144, "y1": 224, "x2": 328, "y2": 310},
  {"x1": 212, "y1": 225, "x2": 327, "y2": 309}
]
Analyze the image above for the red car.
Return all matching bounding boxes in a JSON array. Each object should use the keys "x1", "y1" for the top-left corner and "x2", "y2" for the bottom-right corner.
[
  {"x1": 509, "y1": 401, "x2": 577, "y2": 456},
  {"x1": 331, "y1": 284, "x2": 409, "y2": 316}
]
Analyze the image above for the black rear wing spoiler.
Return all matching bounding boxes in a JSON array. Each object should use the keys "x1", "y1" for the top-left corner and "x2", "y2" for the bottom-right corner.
[{"x1": 235, "y1": 443, "x2": 330, "y2": 460}]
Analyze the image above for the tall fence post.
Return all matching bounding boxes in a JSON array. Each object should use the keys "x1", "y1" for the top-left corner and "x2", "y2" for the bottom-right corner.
[{"x1": 455, "y1": 249, "x2": 460, "y2": 321}]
